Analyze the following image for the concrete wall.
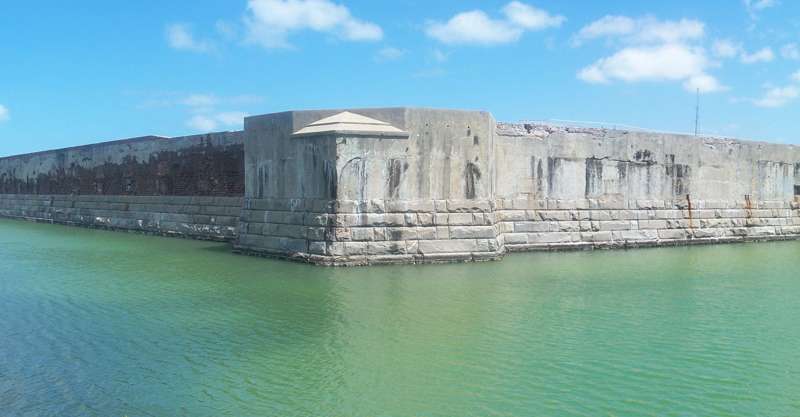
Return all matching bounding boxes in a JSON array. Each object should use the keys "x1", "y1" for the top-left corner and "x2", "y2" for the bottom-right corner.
[
  {"x1": 1, "y1": 107, "x2": 798, "y2": 264},
  {"x1": 0, "y1": 132, "x2": 244, "y2": 241},
  {"x1": 235, "y1": 108, "x2": 504, "y2": 264},
  {"x1": 493, "y1": 124, "x2": 800, "y2": 252},
  {"x1": 237, "y1": 109, "x2": 800, "y2": 265}
]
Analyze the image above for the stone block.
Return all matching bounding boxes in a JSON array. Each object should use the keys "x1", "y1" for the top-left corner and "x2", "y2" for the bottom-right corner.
[
  {"x1": 504, "y1": 233, "x2": 529, "y2": 244},
  {"x1": 591, "y1": 195, "x2": 625, "y2": 209},
  {"x1": 537, "y1": 210, "x2": 571, "y2": 221},
  {"x1": 450, "y1": 226, "x2": 496, "y2": 239},
  {"x1": 417, "y1": 227, "x2": 437, "y2": 240},
  {"x1": 558, "y1": 221, "x2": 581, "y2": 232},
  {"x1": 434, "y1": 213, "x2": 449, "y2": 226},
  {"x1": 351, "y1": 227, "x2": 375, "y2": 241},
  {"x1": 589, "y1": 210, "x2": 613, "y2": 221},
  {"x1": 418, "y1": 213, "x2": 434, "y2": 226},
  {"x1": 527, "y1": 232, "x2": 576, "y2": 244},
  {"x1": 613, "y1": 230, "x2": 658, "y2": 241},
  {"x1": 638, "y1": 220, "x2": 667, "y2": 230},
  {"x1": 418, "y1": 239, "x2": 479, "y2": 254},
  {"x1": 368, "y1": 241, "x2": 407, "y2": 255},
  {"x1": 510, "y1": 198, "x2": 538, "y2": 210},
  {"x1": 384, "y1": 213, "x2": 406, "y2": 227},
  {"x1": 597, "y1": 221, "x2": 632, "y2": 231},
  {"x1": 406, "y1": 240, "x2": 420, "y2": 255},
  {"x1": 497, "y1": 210, "x2": 526, "y2": 222},
  {"x1": 513, "y1": 221, "x2": 549, "y2": 233},
  {"x1": 581, "y1": 231, "x2": 612, "y2": 242},
  {"x1": 691, "y1": 228, "x2": 723, "y2": 239},
  {"x1": 448, "y1": 213, "x2": 474, "y2": 226},
  {"x1": 306, "y1": 227, "x2": 327, "y2": 241},
  {"x1": 477, "y1": 239, "x2": 501, "y2": 252},
  {"x1": 386, "y1": 227, "x2": 418, "y2": 241},
  {"x1": 344, "y1": 242, "x2": 369, "y2": 256},
  {"x1": 745, "y1": 227, "x2": 777, "y2": 237},
  {"x1": 308, "y1": 241, "x2": 328, "y2": 255},
  {"x1": 448, "y1": 199, "x2": 491, "y2": 212}
]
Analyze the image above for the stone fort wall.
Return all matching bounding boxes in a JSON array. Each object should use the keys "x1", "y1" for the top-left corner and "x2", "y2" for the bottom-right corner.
[
  {"x1": 0, "y1": 132, "x2": 244, "y2": 241},
  {"x1": 493, "y1": 123, "x2": 800, "y2": 253},
  {"x1": 1, "y1": 108, "x2": 799, "y2": 264}
]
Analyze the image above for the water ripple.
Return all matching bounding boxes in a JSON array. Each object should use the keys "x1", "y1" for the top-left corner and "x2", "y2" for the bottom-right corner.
[{"x1": 2, "y1": 219, "x2": 800, "y2": 416}]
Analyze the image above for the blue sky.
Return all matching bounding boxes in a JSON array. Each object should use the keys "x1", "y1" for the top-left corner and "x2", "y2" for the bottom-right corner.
[{"x1": 1, "y1": 0, "x2": 800, "y2": 156}]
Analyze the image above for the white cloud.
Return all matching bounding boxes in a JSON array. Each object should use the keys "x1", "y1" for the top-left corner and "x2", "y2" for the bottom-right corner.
[
  {"x1": 181, "y1": 94, "x2": 218, "y2": 108},
  {"x1": 751, "y1": 70, "x2": 800, "y2": 107},
  {"x1": 745, "y1": 0, "x2": 779, "y2": 10},
  {"x1": 574, "y1": 15, "x2": 636, "y2": 44},
  {"x1": 744, "y1": 0, "x2": 779, "y2": 16},
  {"x1": 166, "y1": 24, "x2": 213, "y2": 53},
  {"x1": 432, "y1": 49, "x2": 449, "y2": 63},
  {"x1": 215, "y1": 20, "x2": 238, "y2": 41},
  {"x1": 754, "y1": 85, "x2": 798, "y2": 107},
  {"x1": 375, "y1": 47, "x2": 406, "y2": 62},
  {"x1": 502, "y1": 1, "x2": 565, "y2": 31},
  {"x1": 574, "y1": 16, "x2": 704, "y2": 46},
  {"x1": 426, "y1": 1, "x2": 564, "y2": 46},
  {"x1": 187, "y1": 115, "x2": 219, "y2": 131},
  {"x1": 427, "y1": 11, "x2": 520, "y2": 45},
  {"x1": 575, "y1": 16, "x2": 724, "y2": 93},
  {"x1": 187, "y1": 112, "x2": 249, "y2": 131},
  {"x1": 578, "y1": 43, "x2": 723, "y2": 92},
  {"x1": 0, "y1": 104, "x2": 8, "y2": 122},
  {"x1": 712, "y1": 39, "x2": 742, "y2": 58},
  {"x1": 244, "y1": 0, "x2": 382, "y2": 49},
  {"x1": 740, "y1": 47, "x2": 774, "y2": 64},
  {"x1": 781, "y1": 43, "x2": 800, "y2": 60},
  {"x1": 216, "y1": 111, "x2": 249, "y2": 126},
  {"x1": 684, "y1": 73, "x2": 728, "y2": 93},
  {"x1": 744, "y1": 0, "x2": 779, "y2": 23},
  {"x1": 180, "y1": 94, "x2": 255, "y2": 131}
]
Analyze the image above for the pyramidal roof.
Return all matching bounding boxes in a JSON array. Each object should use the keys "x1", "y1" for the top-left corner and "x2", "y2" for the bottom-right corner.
[{"x1": 292, "y1": 111, "x2": 409, "y2": 138}]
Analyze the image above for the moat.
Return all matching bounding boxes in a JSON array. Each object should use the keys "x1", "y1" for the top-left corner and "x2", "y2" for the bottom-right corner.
[{"x1": 2, "y1": 217, "x2": 800, "y2": 416}]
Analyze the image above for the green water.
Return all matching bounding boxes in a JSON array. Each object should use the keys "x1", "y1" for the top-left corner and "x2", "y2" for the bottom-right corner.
[{"x1": 1, "y1": 219, "x2": 800, "y2": 417}]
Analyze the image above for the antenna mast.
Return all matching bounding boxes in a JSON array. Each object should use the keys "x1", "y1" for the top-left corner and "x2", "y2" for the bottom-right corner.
[{"x1": 694, "y1": 88, "x2": 700, "y2": 136}]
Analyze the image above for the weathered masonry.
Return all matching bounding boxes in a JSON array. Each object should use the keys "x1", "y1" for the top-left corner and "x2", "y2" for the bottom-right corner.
[
  {"x1": 2, "y1": 108, "x2": 799, "y2": 265},
  {"x1": 0, "y1": 132, "x2": 244, "y2": 241}
]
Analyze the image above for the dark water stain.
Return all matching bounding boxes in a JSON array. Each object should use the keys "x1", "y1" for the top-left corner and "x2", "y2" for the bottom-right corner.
[
  {"x1": 465, "y1": 162, "x2": 482, "y2": 200},
  {"x1": 530, "y1": 157, "x2": 545, "y2": 197},
  {"x1": 536, "y1": 159, "x2": 544, "y2": 196},
  {"x1": 547, "y1": 157, "x2": 561, "y2": 196},
  {"x1": 617, "y1": 162, "x2": 628, "y2": 181},
  {"x1": 585, "y1": 158, "x2": 604, "y2": 198},
  {"x1": 664, "y1": 154, "x2": 691, "y2": 196},
  {"x1": 633, "y1": 150, "x2": 655, "y2": 164},
  {"x1": 323, "y1": 161, "x2": 338, "y2": 200},
  {"x1": 340, "y1": 157, "x2": 367, "y2": 200},
  {"x1": 387, "y1": 159, "x2": 409, "y2": 199}
]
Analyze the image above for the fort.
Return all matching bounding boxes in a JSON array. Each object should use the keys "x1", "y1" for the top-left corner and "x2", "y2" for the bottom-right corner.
[{"x1": 1, "y1": 107, "x2": 799, "y2": 265}]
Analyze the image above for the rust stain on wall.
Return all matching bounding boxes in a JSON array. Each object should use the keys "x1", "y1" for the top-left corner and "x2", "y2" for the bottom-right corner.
[{"x1": 0, "y1": 137, "x2": 244, "y2": 197}]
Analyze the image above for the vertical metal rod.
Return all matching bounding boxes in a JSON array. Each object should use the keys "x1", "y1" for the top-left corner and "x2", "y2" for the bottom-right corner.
[{"x1": 694, "y1": 88, "x2": 700, "y2": 136}]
